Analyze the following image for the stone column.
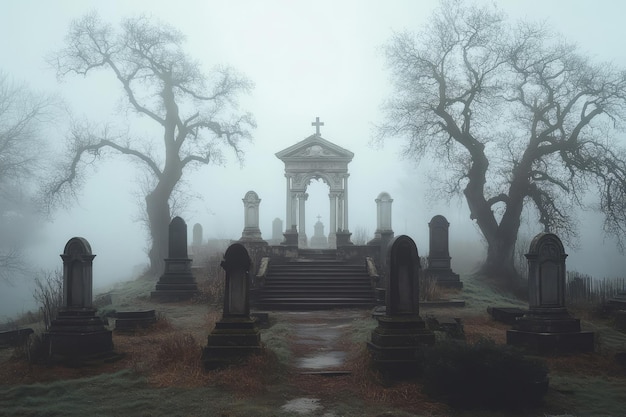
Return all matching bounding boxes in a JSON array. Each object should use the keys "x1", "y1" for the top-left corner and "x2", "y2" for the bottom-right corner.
[
  {"x1": 298, "y1": 192, "x2": 308, "y2": 247},
  {"x1": 337, "y1": 193, "x2": 344, "y2": 231},
  {"x1": 329, "y1": 192, "x2": 338, "y2": 247},
  {"x1": 380, "y1": 193, "x2": 393, "y2": 232},
  {"x1": 290, "y1": 192, "x2": 298, "y2": 230},
  {"x1": 343, "y1": 174, "x2": 350, "y2": 231},
  {"x1": 285, "y1": 175, "x2": 291, "y2": 231}
]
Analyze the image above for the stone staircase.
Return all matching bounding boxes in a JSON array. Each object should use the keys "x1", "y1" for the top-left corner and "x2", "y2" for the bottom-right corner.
[{"x1": 253, "y1": 249, "x2": 376, "y2": 310}]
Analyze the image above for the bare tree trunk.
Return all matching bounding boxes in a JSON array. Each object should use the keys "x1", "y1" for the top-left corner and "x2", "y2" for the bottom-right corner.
[{"x1": 145, "y1": 162, "x2": 181, "y2": 275}]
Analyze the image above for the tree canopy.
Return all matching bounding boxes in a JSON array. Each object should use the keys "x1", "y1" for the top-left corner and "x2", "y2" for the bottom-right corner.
[
  {"x1": 378, "y1": 0, "x2": 626, "y2": 282},
  {"x1": 47, "y1": 13, "x2": 255, "y2": 274}
]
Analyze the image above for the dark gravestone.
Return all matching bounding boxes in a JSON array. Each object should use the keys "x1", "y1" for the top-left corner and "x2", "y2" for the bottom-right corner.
[
  {"x1": 425, "y1": 215, "x2": 462, "y2": 288},
  {"x1": 202, "y1": 243, "x2": 262, "y2": 370},
  {"x1": 44, "y1": 237, "x2": 115, "y2": 363},
  {"x1": 507, "y1": 232, "x2": 594, "y2": 353},
  {"x1": 151, "y1": 217, "x2": 199, "y2": 302},
  {"x1": 367, "y1": 235, "x2": 435, "y2": 377}
]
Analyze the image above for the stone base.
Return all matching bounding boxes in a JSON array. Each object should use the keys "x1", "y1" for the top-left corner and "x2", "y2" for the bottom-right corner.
[
  {"x1": 507, "y1": 310, "x2": 595, "y2": 353},
  {"x1": 45, "y1": 308, "x2": 115, "y2": 363},
  {"x1": 367, "y1": 315, "x2": 435, "y2": 377},
  {"x1": 425, "y1": 268, "x2": 463, "y2": 289},
  {"x1": 506, "y1": 329, "x2": 595, "y2": 354},
  {"x1": 487, "y1": 307, "x2": 527, "y2": 325},
  {"x1": 282, "y1": 230, "x2": 298, "y2": 246},
  {"x1": 114, "y1": 310, "x2": 157, "y2": 332},
  {"x1": 152, "y1": 257, "x2": 199, "y2": 302},
  {"x1": 335, "y1": 231, "x2": 353, "y2": 247},
  {"x1": 0, "y1": 328, "x2": 34, "y2": 347},
  {"x1": 202, "y1": 317, "x2": 262, "y2": 370}
]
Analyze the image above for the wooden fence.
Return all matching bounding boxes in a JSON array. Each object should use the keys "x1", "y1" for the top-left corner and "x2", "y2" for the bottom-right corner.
[{"x1": 566, "y1": 271, "x2": 626, "y2": 304}]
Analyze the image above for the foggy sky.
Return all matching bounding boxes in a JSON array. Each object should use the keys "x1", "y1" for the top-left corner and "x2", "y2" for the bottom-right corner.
[{"x1": 2, "y1": 0, "x2": 626, "y2": 319}]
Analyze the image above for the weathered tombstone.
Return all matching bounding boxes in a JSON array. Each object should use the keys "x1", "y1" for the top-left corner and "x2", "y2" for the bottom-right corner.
[
  {"x1": 507, "y1": 232, "x2": 594, "y2": 353},
  {"x1": 309, "y1": 215, "x2": 328, "y2": 248},
  {"x1": 192, "y1": 223, "x2": 203, "y2": 248},
  {"x1": 270, "y1": 217, "x2": 283, "y2": 245},
  {"x1": 44, "y1": 237, "x2": 115, "y2": 363},
  {"x1": 240, "y1": 191, "x2": 264, "y2": 241},
  {"x1": 368, "y1": 192, "x2": 394, "y2": 245},
  {"x1": 202, "y1": 243, "x2": 262, "y2": 370},
  {"x1": 425, "y1": 215, "x2": 462, "y2": 288},
  {"x1": 367, "y1": 235, "x2": 435, "y2": 377},
  {"x1": 151, "y1": 216, "x2": 199, "y2": 302}
]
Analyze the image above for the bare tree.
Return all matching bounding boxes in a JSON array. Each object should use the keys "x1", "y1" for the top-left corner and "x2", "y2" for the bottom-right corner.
[
  {"x1": 47, "y1": 13, "x2": 256, "y2": 275},
  {"x1": 32, "y1": 269, "x2": 63, "y2": 330},
  {"x1": 377, "y1": 0, "x2": 626, "y2": 285},
  {"x1": 351, "y1": 226, "x2": 370, "y2": 245},
  {"x1": 0, "y1": 72, "x2": 55, "y2": 283}
]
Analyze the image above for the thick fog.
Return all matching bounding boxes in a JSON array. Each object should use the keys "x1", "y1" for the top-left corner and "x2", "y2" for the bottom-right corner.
[{"x1": 2, "y1": 0, "x2": 626, "y2": 320}]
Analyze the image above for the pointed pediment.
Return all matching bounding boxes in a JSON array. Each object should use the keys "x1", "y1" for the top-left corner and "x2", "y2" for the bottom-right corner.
[{"x1": 275, "y1": 135, "x2": 354, "y2": 162}]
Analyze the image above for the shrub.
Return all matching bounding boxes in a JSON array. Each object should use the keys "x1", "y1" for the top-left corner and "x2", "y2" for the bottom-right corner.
[
  {"x1": 422, "y1": 339, "x2": 548, "y2": 409},
  {"x1": 32, "y1": 269, "x2": 63, "y2": 330}
]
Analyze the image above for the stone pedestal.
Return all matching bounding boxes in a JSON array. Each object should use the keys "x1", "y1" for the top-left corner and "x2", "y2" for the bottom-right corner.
[
  {"x1": 282, "y1": 226, "x2": 299, "y2": 246},
  {"x1": 507, "y1": 308, "x2": 594, "y2": 353},
  {"x1": 151, "y1": 257, "x2": 199, "y2": 301},
  {"x1": 45, "y1": 308, "x2": 114, "y2": 361},
  {"x1": 335, "y1": 230, "x2": 353, "y2": 247},
  {"x1": 367, "y1": 315, "x2": 435, "y2": 375},
  {"x1": 201, "y1": 317, "x2": 261, "y2": 370}
]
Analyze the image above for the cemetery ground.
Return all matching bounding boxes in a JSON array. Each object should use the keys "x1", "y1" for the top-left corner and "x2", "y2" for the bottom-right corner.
[{"x1": 2, "y1": 272, "x2": 626, "y2": 416}]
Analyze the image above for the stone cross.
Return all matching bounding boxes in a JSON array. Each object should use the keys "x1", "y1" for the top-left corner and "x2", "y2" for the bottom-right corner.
[{"x1": 311, "y1": 116, "x2": 324, "y2": 136}]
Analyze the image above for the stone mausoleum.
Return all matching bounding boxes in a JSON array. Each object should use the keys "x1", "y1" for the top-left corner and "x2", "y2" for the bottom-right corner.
[{"x1": 275, "y1": 117, "x2": 354, "y2": 248}]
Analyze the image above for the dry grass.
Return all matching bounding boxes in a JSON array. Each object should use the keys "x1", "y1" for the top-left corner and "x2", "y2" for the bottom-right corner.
[{"x1": 463, "y1": 315, "x2": 510, "y2": 344}]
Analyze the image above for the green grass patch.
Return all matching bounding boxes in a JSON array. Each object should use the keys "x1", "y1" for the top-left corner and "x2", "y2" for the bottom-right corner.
[{"x1": 460, "y1": 274, "x2": 526, "y2": 314}]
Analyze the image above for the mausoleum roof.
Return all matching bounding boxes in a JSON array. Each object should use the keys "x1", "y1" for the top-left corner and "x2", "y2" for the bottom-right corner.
[{"x1": 275, "y1": 134, "x2": 354, "y2": 162}]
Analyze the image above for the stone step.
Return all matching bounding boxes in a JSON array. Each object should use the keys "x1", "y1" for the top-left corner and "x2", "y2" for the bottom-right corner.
[
  {"x1": 254, "y1": 298, "x2": 376, "y2": 310},
  {"x1": 253, "y1": 252, "x2": 376, "y2": 310}
]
